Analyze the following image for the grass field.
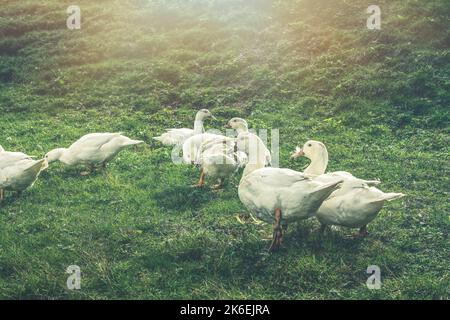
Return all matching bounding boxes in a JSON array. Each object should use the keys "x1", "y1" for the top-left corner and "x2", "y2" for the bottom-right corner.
[{"x1": 0, "y1": 0, "x2": 449, "y2": 299}]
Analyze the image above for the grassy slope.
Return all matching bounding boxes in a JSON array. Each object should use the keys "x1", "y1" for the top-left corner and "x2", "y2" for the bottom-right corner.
[{"x1": 0, "y1": 0, "x2": 449, "y2": 299}]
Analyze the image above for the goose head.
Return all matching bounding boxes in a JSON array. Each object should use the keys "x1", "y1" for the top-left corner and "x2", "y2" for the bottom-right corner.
[
  {"x1": 0, "y1": 145, "x2": 4, "y2": 153},
  {"x1": 291, "y1": 140, "x2": 329, "y2": 175},
  {"x1": 195, "y1": 109, "x2": 216, "y2": 121},
  {"x1": 45, "y1": 148, "x2": 66, "y2": 164},
  {"x1": 227, "y1": 117, "x2": 248, "y2": 133}
]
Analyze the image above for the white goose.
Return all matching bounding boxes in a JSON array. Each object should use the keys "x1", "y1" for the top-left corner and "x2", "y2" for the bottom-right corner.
[
  {"x1": 1, "y1": 146, "x2": 36, "y2": 200},
  {"x1": 0, "y1": 146, "x2": 34, "y2": 168},
  {"x1": 227, "y1": 118, "x2": 272, "y2": 165},
  {"x1": 45, "y1": 133, "x2": 144, "y2": 175},
  {"x1": 193, "y1": 136, "x2": 247, "y2": 188},
  {"x1": 291, "y1": 140, "x2": 405, "y2": 236},
  {"x1": 0, "y1": 147, "x2": 48, "y2": 201},
  {"x1": 153, "y1": 109, "x2": 216, "y2": 146},
  {"x1": 237, "y1": 133, "x2": 343, "y2": 251},
  {"x1": 190, "y1": 117, "x2": 263, "y2": 188},
  {"x1": 182, "y1": 132, "x2": 226, "y2": 165},
  {"x1": 183, "y1": 117, "x2": 255, "y2": 165}
]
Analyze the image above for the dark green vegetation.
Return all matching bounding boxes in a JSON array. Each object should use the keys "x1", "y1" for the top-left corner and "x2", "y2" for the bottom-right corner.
[{"x1": 0, "y1": 0, "x2": 448, "y2": 299}]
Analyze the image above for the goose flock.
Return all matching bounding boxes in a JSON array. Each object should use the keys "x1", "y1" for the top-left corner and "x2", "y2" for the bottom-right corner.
[{"x1": 0, "y1": 109, "x2": 405, "y2": 251}]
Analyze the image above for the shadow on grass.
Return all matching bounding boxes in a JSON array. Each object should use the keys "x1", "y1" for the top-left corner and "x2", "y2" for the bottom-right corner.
[
  {"x1": 286, "y1": 222, "x2": 368, "y2": 253},
  {"x1": 42, "y1": 164, "x2": 109, "y2": 181},
  {"x1": 131, "y1": 221, "x2": 378, "y2": 296},
  {"x1": 154, "y1": 185, "x2": 215, "y2": 211},
  {"x1": 0, "y1": 192, "x2": 21, "y2": 207}
]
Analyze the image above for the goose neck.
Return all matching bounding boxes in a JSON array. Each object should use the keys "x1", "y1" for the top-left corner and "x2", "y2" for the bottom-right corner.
[
  {"x1": 193, "y1": 118, "x2": 204, "y2": 134},
  {"x1": 304, "y1": 149, "x2": 328, "y2": 175},
  {"x1": 236, "y1": 126, "x2": 248, "y2": 135},
  {"x1": 241, "y1": 136, "x2": 267, "y2": 177}
]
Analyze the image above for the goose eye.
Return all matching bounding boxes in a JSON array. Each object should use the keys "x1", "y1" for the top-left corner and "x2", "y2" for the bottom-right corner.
[{"x1": 308, "y1": 143, "x2": 312, "y2": 147}]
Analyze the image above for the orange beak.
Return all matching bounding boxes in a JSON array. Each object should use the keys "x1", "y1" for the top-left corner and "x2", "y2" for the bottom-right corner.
[{"x1": 291, "y1": 148, "x2": 305, "y2": 159}]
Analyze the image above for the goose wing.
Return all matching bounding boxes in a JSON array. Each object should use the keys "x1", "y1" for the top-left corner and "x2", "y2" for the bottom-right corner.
[
  {"x1": 0, "y1": 151, "x2": 33, "y2": 169},
  {"x1": 69, "y1": 133, "x2": 122, "y2": 149},
  {"x1": 63, "y1": 133, "x2": 122, "y2": 164},
  {"x1": 154, "y1": 128, "x2": 194, "y2": 146},
  {"x1": 247, "y1": 167, "x2": 308, "y2": 187},
  {"x1": 182, "y1": 133, "x2": 225, "y2": 164}
]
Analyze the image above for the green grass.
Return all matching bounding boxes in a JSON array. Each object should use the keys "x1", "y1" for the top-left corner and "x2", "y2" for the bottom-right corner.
[{"x1": 0, "y1": 0, "x2": 449, "y2": 299}]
